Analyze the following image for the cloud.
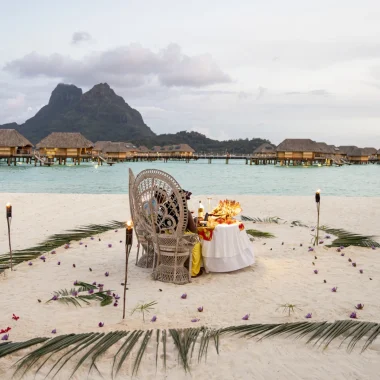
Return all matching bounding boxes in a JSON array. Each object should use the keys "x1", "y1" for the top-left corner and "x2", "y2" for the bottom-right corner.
[
  {"x1": 6, "y1": 94, "x2": 25, "y2": 109},
  {"x1": 285, "y1": 89, "x2": 330, "y2": 96},
  {"x1": 4, "y1": 43, "x2": 231, "y2": 89},
  {"x1": 71, "y1": 31, "x2": 92, "y2": 45},
  {"x1": 256, "y1": 86, "x2": 267, "y2": 100}
]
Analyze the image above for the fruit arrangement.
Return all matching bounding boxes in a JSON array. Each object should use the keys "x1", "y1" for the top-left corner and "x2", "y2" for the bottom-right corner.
[{"x1": 211, "y1": 199, "x2": 242, "y2": 218}]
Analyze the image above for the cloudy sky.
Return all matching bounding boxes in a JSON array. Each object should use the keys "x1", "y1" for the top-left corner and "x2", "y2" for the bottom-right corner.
[{"x1": 1, "y1": 0, "x2": 380, "y2": 146}]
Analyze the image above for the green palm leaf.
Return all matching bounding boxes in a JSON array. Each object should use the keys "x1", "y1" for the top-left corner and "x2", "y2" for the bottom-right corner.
[
  {"x1": 246, "y1": 229, "x2": 275, "y2": 239},
  {"x1": 320, "y1": 226, "x2": 380, "y2": 248},
  {"x1": 241, "y1": 216, "x2": 281, "y2": 224},
  {"x1": 0, "y1": 220, "x2": 126, "y2": 272}
]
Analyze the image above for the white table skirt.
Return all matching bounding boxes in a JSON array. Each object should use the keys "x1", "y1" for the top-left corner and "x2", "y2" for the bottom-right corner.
[{"x1": 201, "y1": 224, "x2": 255, "y2": 272}]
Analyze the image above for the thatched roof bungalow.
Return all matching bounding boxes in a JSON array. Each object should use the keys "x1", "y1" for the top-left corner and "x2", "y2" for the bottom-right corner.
[
  {"x1": 151, "y1": 144, "x2": 195, "y2": 156},
  {"x1": 102, "y1": 142, "x2": 139, "y2": 159},
  {"x1": 337, "y1": 146, "x2": 358, "y2": 158},
  {"x1": 362, "y1": 147, "x2": 377, "y2": 158},
  {"x1": 377, "y1": 149, "x2": 380, "y2": 160},
  {"x1": 252, "y1": 143, "x2": 277, "y2": 158},
  {"x1": 0, "y1": 129, "x2": 33, "y2": 157},
  {"x1": 276, "y1": 139, "x2": 323, "y2": 162},
  {"x1": 93, "y1": 141, "x2": 111, "y2": 155},
  {"x1": 347, "y1": 148, "x2": 373, "y2": 163},
  {"x1": 36, "y1": 132, "x2": 93, "y2": 158}
]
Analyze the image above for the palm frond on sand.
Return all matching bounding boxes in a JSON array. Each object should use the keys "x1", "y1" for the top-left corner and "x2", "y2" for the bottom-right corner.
[
  {"x1": 290, "y1": 220, "x2": 309, "y2": 227},
  {"x1": 246, "y1": 229, "x2": 275, "y2": 239},
  {"x1": 320, "y1": 226, "x2": 380, "y2": 248},
  {"x1": 241, "y1": 216, "x2": 282, "y2": 224},
  {"x1": 46, "y1": 282, "x2": 113, "y2": 307},
  {"x1": 5, "y1": 320, "x2": 380, "y2": 378},
  {"x1": 0, "y1": 220, "x2": 126, "y2": 272}
]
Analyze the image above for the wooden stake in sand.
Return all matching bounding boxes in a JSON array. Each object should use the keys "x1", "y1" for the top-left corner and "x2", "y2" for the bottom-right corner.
[
  {"x1": 123, "y1": 220, "x2": 134, "y2": 319},
  {"x1": 6, "y1": 203, "x2": 13, "y2": 270},
  {"x1": 315, "y1": 190, "x2": 321, "y2": 246}
]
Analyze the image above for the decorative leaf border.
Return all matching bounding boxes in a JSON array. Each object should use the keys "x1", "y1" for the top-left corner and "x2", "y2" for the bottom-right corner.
[{"x1": 1, "y1": 320, "x2": 380, "y2": 378}]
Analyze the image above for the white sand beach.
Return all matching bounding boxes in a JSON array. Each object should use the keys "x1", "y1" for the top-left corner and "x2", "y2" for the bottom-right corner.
[{"x1": 1, "y1": 194, "x2": 380, "y2": 379}]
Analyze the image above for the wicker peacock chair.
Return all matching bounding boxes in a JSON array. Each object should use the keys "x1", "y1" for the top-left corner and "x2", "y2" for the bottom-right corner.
[{"x1": 132, "y1": 169, "x2": 198, "y2": 284}]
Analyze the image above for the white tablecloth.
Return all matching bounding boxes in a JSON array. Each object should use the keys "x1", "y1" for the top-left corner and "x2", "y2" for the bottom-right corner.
[{"x1": 201, "y1": 224, "x2": 255, "y2": 272}]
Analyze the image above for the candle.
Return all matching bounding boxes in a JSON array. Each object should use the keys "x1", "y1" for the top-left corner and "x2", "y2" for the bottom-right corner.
[{"x1": 6, "y1": 203, "x2": 12, "y2": 218}]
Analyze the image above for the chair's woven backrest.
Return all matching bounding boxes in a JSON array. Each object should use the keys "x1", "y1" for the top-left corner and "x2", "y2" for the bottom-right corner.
[
  {"x1": 132, "y1": 169, "x2": 188, "y2": 238},
  {"x1": 128, "y1": 168, "x2": 136, "y2": 224}
]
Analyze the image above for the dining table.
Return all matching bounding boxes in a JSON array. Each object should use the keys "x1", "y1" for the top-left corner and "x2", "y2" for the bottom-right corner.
[{"x1": 198, "y1": 223, "x2": 255, "y2": 273}]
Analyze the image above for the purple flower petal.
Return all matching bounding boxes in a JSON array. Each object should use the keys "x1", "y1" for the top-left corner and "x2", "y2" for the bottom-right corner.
[
  {"x1": 372, "y1": 246, "x2": 376, "y2": 250},
  {"x1": 106, "y1": 290, "x2": 111, "y2": 296},
  {"x1": 198, "y1": 306, "x2": 204, "y2": 312},
  {"x1": 191, "y1": 318, "x2": 200, "y2": 322},
  {"x1": 359, "y1": 269, "x2": 363, "y2": 274},
  {"x1": 91, "y1": 237, "x2": 94, "y2": 240},
  {"x1": 40, "y1": 256, "x2": 46, "y2": 260},
  {"x1": 98, "y1": 322, "x2": 104, "y2": 327},
  {"x1": 114, "y1": 294, "x2": 120, "y2": 300},
  {"x1": 355, "y1": 304, "x2": 364, "y2": 310},
  {"x1": 242, "y1": 314, "x2": 249, "y2": 320},
  {"x1": 88, "y1": 289, "x2": 94, "y2": 294},
  {"x1": 314, "y1": 269, "x2": 318, "y2": 274},
  {"x1": 79, "y1": 242, "x2": 83, "y2": 245},
  {"x1": 341, "y1": 253, "x2": 345, "y2": 256},
  {"x1": 1, "y1": 334, "x2": 9, "y2": 341},
  {"x1": 51, "y1": 329, "x2": 57, "y2": 334},
  {"x1": 57, "y1": 261, "x2": 61, "y2": 265},
  {"x1": 181, "y1": 293, "x2": 187, "y2": 299},
  {"x1": 305, "y1": 313, "x2": 312, "y2": 319},
  {"x1": 352, "y1": 262, "x2": 357, "y2": 267},
  {"x1": 319, "y1": 240, "x2": 324, "y2": 244},
  {"x1": 64, "y1": 244, "x2": 70, "y2": 249},
  {"x1": 28, "y1": 262, "x2": 33, "y2": 266},
  {"x1": 331, "y1": 287, "x2": 338, "y2": 292},
  {"x1": 98, "y1": 284, "x2": 104, "y2": 288},
  {"x1": 105, "y1": 272, "x2": 109, "y2": 277},
  {"x1": 113, "y1": 302, "x2": 118, "y2": 307},
  {"x1": 308, "y1": 248, "x2": 314, "y2": 252},
  {"x1": 52, "y1": 295, "x2": 58, "y2": 301},
  {"x1": 108, "y1": 244, "x2": 112, "y2": 248},
  {"x1": 350, "y1": 312, "x2": 358, "y2": 319},
  {"x1": 340, "y1": 246, "x2": 345, "y2": 250},
  {"x1": 73, "y1": 280, "x2": 78, "y2": 285},
  {"x1": 151, "y1": 316, "x2": 157, "y2": 322},
  {"x1": 115, "y1": 230, "x2": 118, "y2": 233},
  {"x1": 51, "y1": 250, "x2": 56, "y2": 254},
  {"x1": 92, "y1": 282, "x2": 97, "y2": 285},
  {"x1": 336, "y1": 248, "x2": 341, "y2": 252}
]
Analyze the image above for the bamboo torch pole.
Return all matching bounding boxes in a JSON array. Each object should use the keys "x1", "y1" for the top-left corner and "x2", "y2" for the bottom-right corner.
[
  {"x1": 315, "y1": 190, "x2": 321, "y2": 246},
  {"x1": 123, "y1": 220, "x2": 133, "y2": 319},
  {"x1": 6, "y1": 203, "x2": 13, "y2": 270}
]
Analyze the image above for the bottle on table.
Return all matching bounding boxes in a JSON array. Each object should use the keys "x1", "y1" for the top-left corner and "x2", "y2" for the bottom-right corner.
[{"x1": 198, "y1": 201, "x2": 205, "y2": 219}]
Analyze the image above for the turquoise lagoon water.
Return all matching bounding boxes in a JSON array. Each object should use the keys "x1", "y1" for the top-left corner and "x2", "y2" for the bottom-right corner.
[{"x1": 0, "y1": 160, "x2": 379, "y2": 196}]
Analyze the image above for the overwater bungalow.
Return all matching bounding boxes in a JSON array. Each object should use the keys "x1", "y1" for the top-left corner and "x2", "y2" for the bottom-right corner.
[
  {"x1": 337, "y1": 146, "x2": 358, "y2": 159},
  {"x1": 276, "y1": 139, "x2": 324, "y2": 165},
  {"x1": 36, "y1": 132, "x2": 93, "y2": 165},
  {"x1": 347, "y1": 148, "x2": 373, "y2": 164},
  {"x1": 377, "y1": 149, "x2": 380, "y2": 161},
  {"x1": 102, "y1": 142, "x2": 139, "y2": 161},
  {"x1": 362, "y1": 147, "x2": 377, "y2": 160},
  {"x1": 251, "y1": 143, "x2": 277, "y2": 164},
  {"x1": 150, "y1": 144, "x2": 195, "y2": 157},
  {"x1": 0, "y1": 129, "x2": 33, "y2": 165},
  {"x1": 93, "y1": 141, "x2": 111, "y2": 156}
]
